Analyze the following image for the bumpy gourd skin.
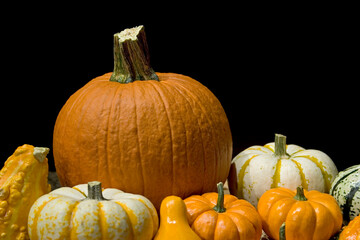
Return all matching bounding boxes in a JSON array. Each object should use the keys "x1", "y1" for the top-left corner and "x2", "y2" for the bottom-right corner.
[{"x1": 0, "y1": 144, "x2": 50, "y2": 240}]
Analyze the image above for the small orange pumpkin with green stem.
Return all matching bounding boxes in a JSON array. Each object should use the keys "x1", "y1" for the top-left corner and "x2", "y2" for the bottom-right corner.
[
  {"x1": 183, "y1": 182, "x2": 262, "y2": 240},
  {"x1": 257, "y1": 186, "x2": 343, "y2": 240}
]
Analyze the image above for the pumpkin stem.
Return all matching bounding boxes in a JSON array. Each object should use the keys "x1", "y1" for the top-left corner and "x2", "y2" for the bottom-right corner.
[
  {"x1": 33, "y1": 147, "x2": 50, "y2": 163},
  {"x1": 110, "y1": 25, "x2": 159, "y2": 83},
  {"x1": 293, "y1": 186, "x2": 308, "y2": 201},
  {"x1": 274, "y1": 133, "x2": 290, "y2": 158},
  {"x1": 279, "y1": 222, "x2": 286, "y2": 240},
  {"x1": 213, "y1": 182, "x2": 226, "y2": 213},
  {"x1": 87, "y1": 181, "x2": 106, "y2": 201}
]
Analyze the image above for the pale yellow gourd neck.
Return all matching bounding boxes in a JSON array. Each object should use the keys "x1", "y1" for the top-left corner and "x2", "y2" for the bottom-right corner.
[{"x1": 159, "y1": 196, "x2": 190, "y2": 225}]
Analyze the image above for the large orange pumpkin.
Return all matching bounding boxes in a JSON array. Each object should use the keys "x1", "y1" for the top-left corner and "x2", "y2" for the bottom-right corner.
[{"x1": 53, "y1": 25, "x2": 232, "y2": 209}]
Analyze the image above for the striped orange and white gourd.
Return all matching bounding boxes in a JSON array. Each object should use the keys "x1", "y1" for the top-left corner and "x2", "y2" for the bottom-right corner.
[
  {"x1": 28, "y1": 181, "x2": 158, "y2": 240},
  {"x1": 228, "y1": 134, "x2": 338, "y2": 207}
]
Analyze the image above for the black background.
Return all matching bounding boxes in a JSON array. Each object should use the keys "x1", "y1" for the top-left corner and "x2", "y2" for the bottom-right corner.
[{"x1": 0, "y1": 4, "x2": 358, "y2": 173}]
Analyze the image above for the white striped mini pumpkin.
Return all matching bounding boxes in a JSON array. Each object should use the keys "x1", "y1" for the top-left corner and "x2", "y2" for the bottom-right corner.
[
  {"x1": 228, "y1": 134, "x2": 338, "y2": 207},
  {"x1": 28, "y1": 181, "x2": 158, "y2": 240},
  {"x1": 330, "y1": 164, "x2": 360, "y2": 225}
]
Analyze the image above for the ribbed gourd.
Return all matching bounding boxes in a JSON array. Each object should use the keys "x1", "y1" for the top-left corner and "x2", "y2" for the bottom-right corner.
[
  {"x1": 330, "y1": 164, "x2": 360, "y2": 225},
  {"x1": 229, "y1": 134, "x2": 338, "y2": 207},
  {"x1": 53, "y1": 25, "x2": 232, "y2": 210},
  {"x1": 28, "y1": 181, "x2": 158, "y2": 240},
  {"x1": 0, "y1": 144, "x2": 50, "y2": 240}
]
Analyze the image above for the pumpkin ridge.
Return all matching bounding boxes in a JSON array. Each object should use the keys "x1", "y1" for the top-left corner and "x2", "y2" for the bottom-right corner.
[
  {"x1": 132, "y1": 84, "x2": 146, "y2": 195},
  {"x1": 92, "y1": 85, "x2": 112, "y2": 187},
  {"x1": 196, "y1": 210, "x2": 218, "y2": 238},
  {"x1": 54, "y1": 83, "x2": 99, "y2": 186},
  {"x1": 112, "y1": 201, "x2": 136, "y2": 239},
  {"x1": 263, "y1": 144, "x2": 275, "y2": 152},
  {"x1": 167, "y1": 79, "x2": 225, "y2": 193},
  {"x1": 108, "y1": 84, "x2": 125, "y2": 189},
  {"x1": 267, "y1": 198, "x2": 297, "y2": 237},
  {"x1": 288, "y1": 147, "x2": 305, "y2": 156},
  {"x1": 76, "y1": 85, "x2": 107, "y2": 186},
  {"x1": 187, "y1": 195, "x2": 213, "y2": 206},
  {"x1": 97, "y1": 202, "x2": 108, "y2": 240},
  {"x1": 158, "y1": 80, "x2": 207, "y2": 194},
  {"x1": 69, "y1": 200, "x2": 84, "y2": 239},
  {"x1": 28, "y1": 196, "x2": 60, "y2": 239},
  {"x1": 293, "y1": 154, "x2": 331, "y2": 192},
  {"x1": 237, "y1": 155, "x2": 257, "y2": 199},
  {"x1": 64, "y1": 200, "x2": 82, "y2": 239},
  {"x1": 146, "y1": 81, "x2": 175, "y2": 195},
  {"x1": 214, "y1": 214, "x2": 240, "y2": 239},
  {"x1": 226, "y1": 211, "x2": 256, "y2": 239},
  {"x1": 291, "y1": 159, "x2": 309, "y2": 189},
  {"x1": 271, "y1": 159, "x2": 282, "y2": 188},
  {"x1": 100, "y1": 84, "x2": 121, "y2": 189}
]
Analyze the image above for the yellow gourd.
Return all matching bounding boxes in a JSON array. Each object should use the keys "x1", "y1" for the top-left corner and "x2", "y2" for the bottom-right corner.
[
  {"x1": 154, "y1": 196, "x2": 201, "y2": 240},
  {"x1": 0, "y1": 144, "x2": 50, "y2": 240}
]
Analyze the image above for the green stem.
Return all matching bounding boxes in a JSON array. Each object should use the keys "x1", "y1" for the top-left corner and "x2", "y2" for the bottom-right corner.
[
  {"x1": 213, "y1": 182, "x2": 226, "y2": 213},
  {"x1": 279, "y1": 222, "x2": 286, "y2": 240},
  {"x1": 293, "y1": 186, "x2": 308, "y2": 201},
  {"x1": 274, "y1": 134, "x2": 290, "y2": 158},
  {"x1": 110, "y1": 25, "x2": 159, "y2": 83},
  {"x1": 87, "y1": 181, "x2": 106, "y2": 201}
]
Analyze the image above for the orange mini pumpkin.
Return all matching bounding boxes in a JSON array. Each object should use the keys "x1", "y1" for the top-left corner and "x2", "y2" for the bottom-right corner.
[
  {"x1": 339, "y1": 214, "x2": 360, "y2": 240},
  {"x1": 257, "y1": 186, "x2": 343, "y2": 240},
  {"x1": 183, "y1": 182, "x2": 262, "y2": 240},
  {"x1": 53, "y1": 26, "x2": 232, "y2": 210}
]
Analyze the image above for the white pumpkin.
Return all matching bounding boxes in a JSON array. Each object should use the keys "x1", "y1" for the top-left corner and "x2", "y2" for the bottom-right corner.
[
  {"x1": 228, "y1": 134, "x2": 338, "y2": 207},
  {"x1": 28, "y1": 181, "x2": 158, "y2": 240}
]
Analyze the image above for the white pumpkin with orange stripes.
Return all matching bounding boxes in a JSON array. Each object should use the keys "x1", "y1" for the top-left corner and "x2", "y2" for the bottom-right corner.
[
  {"x1": 228, "y1": 134, "x2": 338, "y2": 207},
  {"x1": 27, "y1": 181, "x2": 158, "y2": 240}
]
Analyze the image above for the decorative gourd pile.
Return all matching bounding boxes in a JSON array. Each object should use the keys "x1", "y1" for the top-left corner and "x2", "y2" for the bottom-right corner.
[{"x1": 0, "y1": 25, "x2": 359, "y2": 240}]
